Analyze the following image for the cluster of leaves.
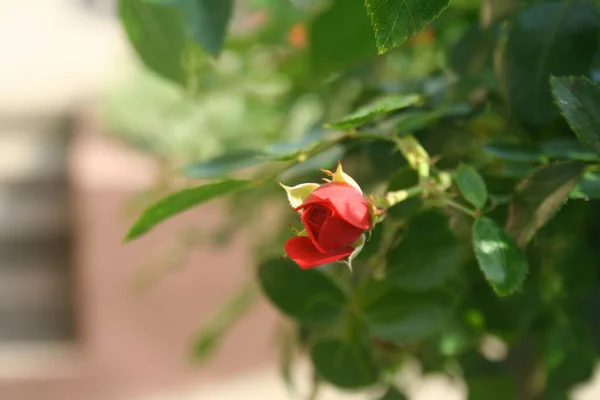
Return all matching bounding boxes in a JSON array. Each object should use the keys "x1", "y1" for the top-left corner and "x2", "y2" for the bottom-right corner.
[{"x1": 120, "y1": 0, "x2": 600, "y2": 398}]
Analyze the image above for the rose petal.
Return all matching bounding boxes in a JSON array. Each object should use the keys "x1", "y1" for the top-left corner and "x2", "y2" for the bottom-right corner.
[
  {"x1": 317, "y1": 215, "x2": 364, "y2": 252},
  {"x1": 299, "y1": 183, "x2": 370, "y2": 230},
  {"x1": 285, "y1": 236, "x2": 354, "y2": 269}
]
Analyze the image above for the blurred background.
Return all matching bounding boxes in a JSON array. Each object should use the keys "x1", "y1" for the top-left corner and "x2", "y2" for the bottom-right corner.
[{"x1": 0, "y1": 1, "x2": 599, "y2": 399}]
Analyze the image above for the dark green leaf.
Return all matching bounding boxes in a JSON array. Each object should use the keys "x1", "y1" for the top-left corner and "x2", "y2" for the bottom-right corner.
[
  {"x1": 309, "y1": 0, "x2": 377, "y2": 75},
  {"x1": 506, "y1": 162, "x2": 584, "y2": 247},
  {"x1": 450, "y1": 25, "x2": 497, "y2": 77},
  {"x1": 387, "y1": 211, "x2": 461, "y2": 291},
  {"x1": 310, "y1": 338, "x2": 378, "y2": 389},
  {"x1": 496, "y1": 2, "x2": 600, "y2": 126},
  {"x1": 456, "y1": 164, "x2": 488, "y2": 209},
  {"x1": 550, "y1": 76, "x2": 600, "y2": 155},
  {"x1": 542, "y1": 323, "x2": 597, "y2": 392},
  {"x1": 326, "y1": 94, "x2": 422, "y2": 130},
  {"x1": 540, "y1": 138, "x2": 600, "y2": 162},
  {"x1": 158, "y1": 0, "x2": 233, "y2": 57},
  {"x1": 358, "y1": 281, "x2": 452, "y2": 343},
  {"x1": 119, "y1": 0, "x2": 189, "y2": 84},
  {"x1": 472, "y1": 217, "x2": 529, "y2": 296},
  {"x1": 181, "y1": 150, "x2": 267, "y2": 178},
  {"x1": 258, "y1": 258, "x2": 347, "y2": 324},
  {"x1": 484, "y1": 142, "x2": 546, "y2": 163},
  {"x1": 365, "y1": 0, "x2": 452, "y2": 54},
  {"x1": 467, "y1": 375, "x2": 516, "y2": 400},
  {"x1": 126, "y1": 179, "x2": 253, "y2": 240},
  {"x1": 378, "y1": 387, "x2": 408, "y2": 400}
]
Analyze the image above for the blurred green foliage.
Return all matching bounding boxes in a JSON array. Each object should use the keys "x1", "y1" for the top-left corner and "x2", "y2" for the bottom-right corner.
[{"x1": 116, "y1": 0, "x2": 600, "y2": 398}]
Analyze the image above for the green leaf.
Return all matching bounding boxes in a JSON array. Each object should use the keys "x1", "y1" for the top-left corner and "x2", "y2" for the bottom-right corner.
[
  {"x1": 366, "y1": 0, "x2": 452, "y2": 54},
  {"x1": 325, "y1": 94, "x2": 422, "y2": 130},
  {"x1": 472, "y1": 217, "x2": 529, "y2": 296},
  {"x1": 484, "y1": 142, "x2": 546, "y2": 163},
  {"x1": 467, "y1": 375, "x2": 516, "y2": 400},
  {"x1": 126, "y1": 179, "x2": 253, "y2": 240},
  {"x1": 387, "y1": 211, "x2": 461, "y2": 292},
  {"x1": 570, "y1": 171, "x2": 600, "y2": 199},
  {"x1": 450, "y1": 25, "x2": 497, "y2": 77},
  {"x1": 550, "y1": 76, "x2": 600, "y2": 155},
  {"x1": 157, "y1": 0, "x2": 233, "y2": 57},
  {"x1": 542, "y1": 323, "x2": 597, "y2": 392},
  {"x1": 506, "y1": 162, "x2": 584, "y2": 248},
  {"x1": 378, "y1": 387, "x2": 408, "y2": 400},
  {"x1": 495, "y1": 2, "x2": 600, "y2": 126},
  {"x1": 258, "y1": 258, "x2": 347, "y2": 324},
  {"x1": 119, "y1": 0, "x2": 189, "y2": 84},
  {"x1": 181, "y1": 150, "x2": 267, "y2": 178},
  {"x1": 310, "y1": 338, "x2": 378, "y2": 389},
  {"x1": 540, "y1": 138, "x2": 600, "y2": 162},
  {"x1": 358, "y1": 281, "x2": 452, "y2": 344},
  {"x1": 456, "y1": 164, "x2": 488, "y2": 209},
  {"x1": 309, "y1": 0, "x2": 377, "y2": 75}
]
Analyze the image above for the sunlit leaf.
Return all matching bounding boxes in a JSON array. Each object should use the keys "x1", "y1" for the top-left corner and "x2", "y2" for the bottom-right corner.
[
  {"x1": 366, "y1": 0, "x2": 452, "y2": 54},
  {"x1": 472, "y1": 217, "x2": 528, "y2": 296}
]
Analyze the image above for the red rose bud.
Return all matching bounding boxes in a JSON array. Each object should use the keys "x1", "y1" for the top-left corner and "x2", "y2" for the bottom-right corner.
[{"x1": 281, "y1": 163, "x2": 371, "y2": 269}]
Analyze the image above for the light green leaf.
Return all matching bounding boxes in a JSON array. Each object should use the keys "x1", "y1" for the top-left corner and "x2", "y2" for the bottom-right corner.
[
  {"x1": 366, "y1": 0, "x2": 452, "y2": 54},
  {"x1": 119, "y1": 0, "x2": 189, "y2": 84},
  {"x1": 279, "y1": 183, "x2": 320, "y2": 209},
  {"x1": 310, "y1": 338, "x2": 378, "y2": 389},
  {"x1": 181, "y1": 150, "x2": 267, "y2": 178},
  {"x1": 495, "y1": 2, "x2": 600, "y2": 126},
  {"x1": 456, "y1": 164, "x2": 488, "y2": 209},
  {"x1": 258, "y1": 258, "x2": 347, "y2": 324},
  {"x1": 550, "y1": 76, "x2": 600, "y2": 155},
  {"x1": 358, "y1": 281, "x2": 452, "y2": 343},
  {"x1": 472, "y1": 217, "x2": 528, "y2": 296},
  {"x1": 309, "y1": 0, "x2": 377, "y2": 74},
  {"x1": 387, "y1": 211, "x2": 461, "y2": 292},
  {"x1": 126, "y1": 179, "x2": 253, "y2": 240},
  {"x1": 157, "y1": 0, "x2": 233, "y2": 57},
  {"x1": 325, "y1": 94, "x2": 422, "y2": 130},
  {"x1": 506, "y1": 162, "x2": 584, "y2": 248}
]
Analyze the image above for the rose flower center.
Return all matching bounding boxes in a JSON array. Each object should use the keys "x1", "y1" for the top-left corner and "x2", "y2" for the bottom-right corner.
[{"x1": 307, "y1": 204, "x2": 329, "y2": 225}]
